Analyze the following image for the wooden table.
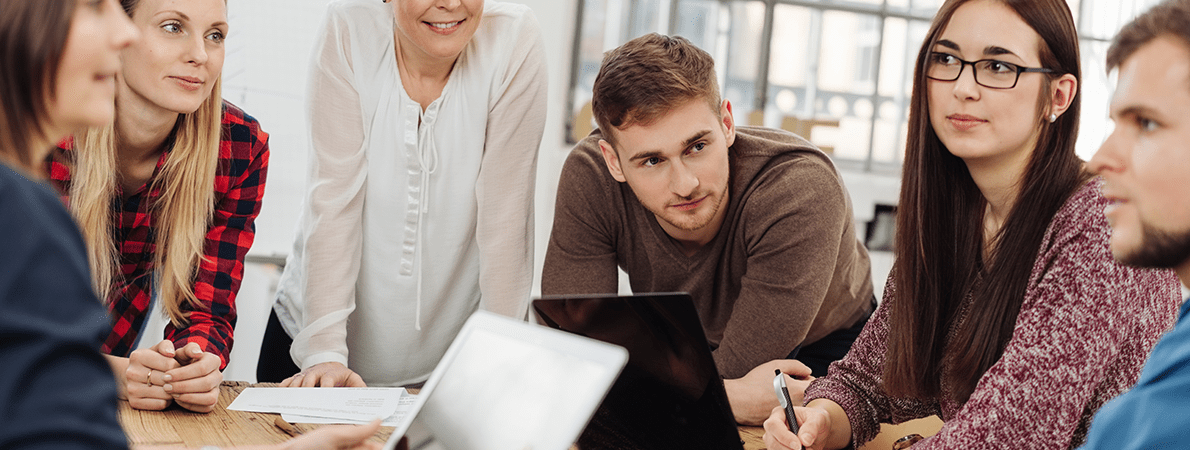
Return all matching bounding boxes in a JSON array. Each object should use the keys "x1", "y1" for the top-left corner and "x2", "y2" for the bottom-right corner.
[
  {"x1": 118, "y1": 382, "x2": 395, "y2": 448},
  {"x1": 119, "y1": 382, "x2": 768, "y2": 449},
  {"x1": 740, "y1": 424, "x2": 767, "y2": 449}
]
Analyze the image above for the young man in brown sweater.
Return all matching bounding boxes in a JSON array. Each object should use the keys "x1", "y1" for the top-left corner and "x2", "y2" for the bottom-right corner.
[{"x1": 541, "y1": 33, "x2": 875, "y2": 426}]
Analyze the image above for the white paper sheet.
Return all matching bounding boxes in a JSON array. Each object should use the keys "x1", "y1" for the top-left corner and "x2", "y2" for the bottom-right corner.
[
  {"x1": 227, "y1": 387, "x2": 407, "y2": 422},
  {"x1": 282, "y1": 392, "x2": 418, "y2": 426}
]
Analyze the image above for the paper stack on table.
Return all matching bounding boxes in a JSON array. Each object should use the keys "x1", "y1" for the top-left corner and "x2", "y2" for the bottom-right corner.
[{"x1": 227, "y1": 387, "x2": 418, "y2": 426}]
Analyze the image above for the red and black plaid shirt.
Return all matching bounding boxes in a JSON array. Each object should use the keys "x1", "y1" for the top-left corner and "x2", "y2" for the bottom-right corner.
[{"x1": 48, "y1": 101, "x2": 269, "y2": 369}]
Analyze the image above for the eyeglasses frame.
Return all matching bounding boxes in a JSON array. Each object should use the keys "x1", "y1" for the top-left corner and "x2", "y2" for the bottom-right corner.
[{"x1": 925, "y1": 52, "x2": 1056, "y2": 89}]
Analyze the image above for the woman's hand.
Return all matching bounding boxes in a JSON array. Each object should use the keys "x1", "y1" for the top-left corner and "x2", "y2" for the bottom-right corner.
[
  {"x1": 280, "y1": 362, "x2": 366, "y2": 388},
  {"x1": 281, "y1": 420, "x2": 385, "y2": 450},
  {"x1": 123, "y1": 340, "x2": 183, "y2": 410},
  {"x1": 724, "y1": 359, "x2": 814, "y2": 425},
  {"x1": 162, "y1": 341, "x2": 223, "y2": 413},
  {"x1": 763, "y1": 405, "x2": 833, "y2": 450}
]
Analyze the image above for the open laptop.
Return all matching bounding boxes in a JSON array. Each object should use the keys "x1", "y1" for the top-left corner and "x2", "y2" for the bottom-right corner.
[
  {"x1": 381, "y1": 310, "x2": 628, "y2": 450},
  {"x1": 532, "y1": 293, "x2": 745, "y2": 450}
]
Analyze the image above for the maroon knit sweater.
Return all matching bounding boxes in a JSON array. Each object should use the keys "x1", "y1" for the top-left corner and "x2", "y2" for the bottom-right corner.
[{"x1": 804, "y1": 178, "x2": 1182, "y2": 449}]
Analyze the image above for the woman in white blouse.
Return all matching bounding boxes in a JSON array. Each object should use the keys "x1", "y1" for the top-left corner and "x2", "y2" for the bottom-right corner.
[{"x1": 261, "y1": 0, "x2": 547, "y2": 387}]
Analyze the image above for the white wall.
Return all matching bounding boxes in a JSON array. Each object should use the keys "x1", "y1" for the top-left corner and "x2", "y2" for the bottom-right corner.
[{"x1": 218, "y1": 0, "x2": 330, "y2": 381}]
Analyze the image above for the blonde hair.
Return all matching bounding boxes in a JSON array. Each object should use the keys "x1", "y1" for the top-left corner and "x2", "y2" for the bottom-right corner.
[{"x1": 71, "y1": 79, "x2": 222, "y2": 326}]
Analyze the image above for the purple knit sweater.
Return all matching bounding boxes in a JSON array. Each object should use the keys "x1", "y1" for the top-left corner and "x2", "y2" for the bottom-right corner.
[{"x1": 804, "y1": 178, "x2": 1182, "y2": 449}]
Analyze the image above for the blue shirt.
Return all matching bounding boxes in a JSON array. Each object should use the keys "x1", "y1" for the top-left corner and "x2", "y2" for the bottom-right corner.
[
  {"x1": 0, "y1": 164, "x2": 126, "y2": 450},
  {"x1": 1081, "y1": 296, "x2": 1190, "y2": 449}
]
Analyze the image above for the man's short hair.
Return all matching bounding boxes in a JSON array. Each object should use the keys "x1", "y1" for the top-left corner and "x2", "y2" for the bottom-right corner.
[
  {"x1": 1107, "y1": 0, "x2": 1190, "y2": 75},
  {"x1": 591, "y1": 33, "x2": 722, "y2": 147}
]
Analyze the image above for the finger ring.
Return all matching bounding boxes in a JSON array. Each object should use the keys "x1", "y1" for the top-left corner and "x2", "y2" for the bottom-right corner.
[
  {"x1": 893, "y1": 434, "x2": 923, "y2": 450},
  {"x1": 146, "y1": 369, "x2": 154, "y2": 386}
]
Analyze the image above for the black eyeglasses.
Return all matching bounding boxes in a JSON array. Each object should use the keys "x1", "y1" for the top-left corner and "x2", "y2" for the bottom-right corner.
[{"x1": 926, "y1": 52, "x2": 1055, "y2": 89}]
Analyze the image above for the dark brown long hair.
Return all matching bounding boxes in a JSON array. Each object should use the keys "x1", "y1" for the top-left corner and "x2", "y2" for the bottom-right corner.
[
  {"x1": 884, "y1": 0, "x2": 1087, "y2": 403},
  {"x1": 0, "y1": 0, "x2": 74, "y2": 170}
]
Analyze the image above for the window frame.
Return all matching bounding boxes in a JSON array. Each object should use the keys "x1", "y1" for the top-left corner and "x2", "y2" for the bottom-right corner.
[{"x1": 565, "y1": 0, "x2": 1161, "y2": 173}]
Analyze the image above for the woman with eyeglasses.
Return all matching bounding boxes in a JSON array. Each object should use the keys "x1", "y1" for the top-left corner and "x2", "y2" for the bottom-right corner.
[{"x1": 763, "y1": 0, "x2": 1183, "y2": 449}]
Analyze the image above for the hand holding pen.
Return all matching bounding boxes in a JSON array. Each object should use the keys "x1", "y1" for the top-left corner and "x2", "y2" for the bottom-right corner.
[
  {"x1": 774, "y1": 369, "x2": 800, "y2": 434},
  {"x1": 763, "y1": 394, "x2": 851, "y2": 450}
]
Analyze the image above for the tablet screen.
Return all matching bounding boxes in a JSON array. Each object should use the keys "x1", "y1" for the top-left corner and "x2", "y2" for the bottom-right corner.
[{"x1": 394, "y1": 312, "x2": 626, "y2": 450}]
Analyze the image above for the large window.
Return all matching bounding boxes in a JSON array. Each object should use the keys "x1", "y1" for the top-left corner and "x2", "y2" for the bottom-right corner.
[{"x1": 566, "y1": 0, "x2": 1164, "y2": 173}]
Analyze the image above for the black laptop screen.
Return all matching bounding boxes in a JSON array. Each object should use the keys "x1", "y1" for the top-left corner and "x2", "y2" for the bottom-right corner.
[{"x1": 533, "y1": 293, "x2": 744, "y2": 450}]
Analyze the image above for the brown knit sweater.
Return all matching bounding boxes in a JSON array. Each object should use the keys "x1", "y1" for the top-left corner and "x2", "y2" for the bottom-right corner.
[
  {"x1": 542, "y1": 126, "x2": 874, "y2": 378},
  {"x1": 804, "y1": 178, "x2": 1182, "y2": 449}
]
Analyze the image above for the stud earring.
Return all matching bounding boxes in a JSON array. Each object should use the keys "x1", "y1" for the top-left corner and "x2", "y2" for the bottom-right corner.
[{"x1": 1049, "y1": 113, "x2": 1057, "y2": 123}]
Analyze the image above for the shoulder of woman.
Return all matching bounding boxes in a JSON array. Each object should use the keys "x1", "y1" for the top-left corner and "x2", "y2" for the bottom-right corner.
[
  {"x1": 474, "y1": 2, "x2": 542, "y2": 45},
  {"x1": 0, "y1": 165, "x2": 87, "y2": 265},
  {"x1": 1043, "y1": 177, "x2": 1110, "y2": 247},
  {"x1": 480, "y1": 1, "x2": 537, "y2": 24},
  {"x1": 325, "y1": 0, "x2": 389, "y2": 19},
  {"x1": 321, "y1": 0, "x2": 393, "y2": 42},
  {"x1": 220, "y1": 101, "x2": 260, "y2": 130},
  {"x1": 1034, "y1": 176, "x2": 1179, "y2": 301},
  {"x1": 218, "y1": 101, "x2": 269, "y2": 160}
]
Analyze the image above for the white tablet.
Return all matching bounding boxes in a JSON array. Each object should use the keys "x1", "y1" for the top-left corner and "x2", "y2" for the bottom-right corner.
[{"x1": 383, "y1": 310, "x2": 628, "y2": 450}]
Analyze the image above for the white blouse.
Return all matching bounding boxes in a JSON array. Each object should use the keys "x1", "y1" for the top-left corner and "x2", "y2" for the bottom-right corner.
[{"x1": 274, "y1": 0, "x2": 547, "y2": 386}]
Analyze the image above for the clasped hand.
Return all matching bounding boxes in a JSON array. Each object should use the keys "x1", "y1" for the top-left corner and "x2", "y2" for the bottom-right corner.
[{"x1": 124, "y1": 340, "x2": 222, "y2": 412}]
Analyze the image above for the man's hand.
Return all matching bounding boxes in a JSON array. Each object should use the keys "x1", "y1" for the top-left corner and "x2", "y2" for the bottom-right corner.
[
  {"x1": 162, "y1": 342, "x2": 223, "y2": 413},
  {"x1": 724, "y1": 359, "x2": 813, "y2": 425},
  {"x1": 763, "y1": 405, "x2": 832, "y2": 450},
  {"x1": 123, "y1": 340, "x2": 183, "y2": 410},
  {"x1": 280, "y1": 362, "x2": 366, "y2": 387}
]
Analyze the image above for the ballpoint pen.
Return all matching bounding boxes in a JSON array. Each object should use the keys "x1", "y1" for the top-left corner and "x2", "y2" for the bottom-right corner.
[
  {"x1": 274, "y1": 416, "x2": 303, "y2": 438},
  {"x1": 773, "y1": 369, "x2": 800, "y2": 434}
]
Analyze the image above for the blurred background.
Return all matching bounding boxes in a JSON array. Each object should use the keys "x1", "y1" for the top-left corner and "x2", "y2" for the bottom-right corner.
[{"x1": 221, "y1": 0, "x2": 1165, "y2": 380}]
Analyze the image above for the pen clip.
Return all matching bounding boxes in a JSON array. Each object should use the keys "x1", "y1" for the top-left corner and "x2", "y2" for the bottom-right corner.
[{"x1": 773, "y1": 369, "x2": 789, "y2": 408}]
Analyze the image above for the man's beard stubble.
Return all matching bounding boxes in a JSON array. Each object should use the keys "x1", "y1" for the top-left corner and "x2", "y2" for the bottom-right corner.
[{"x1": 1119, "y1": 221, "x2": 1190, "y2": 269}]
